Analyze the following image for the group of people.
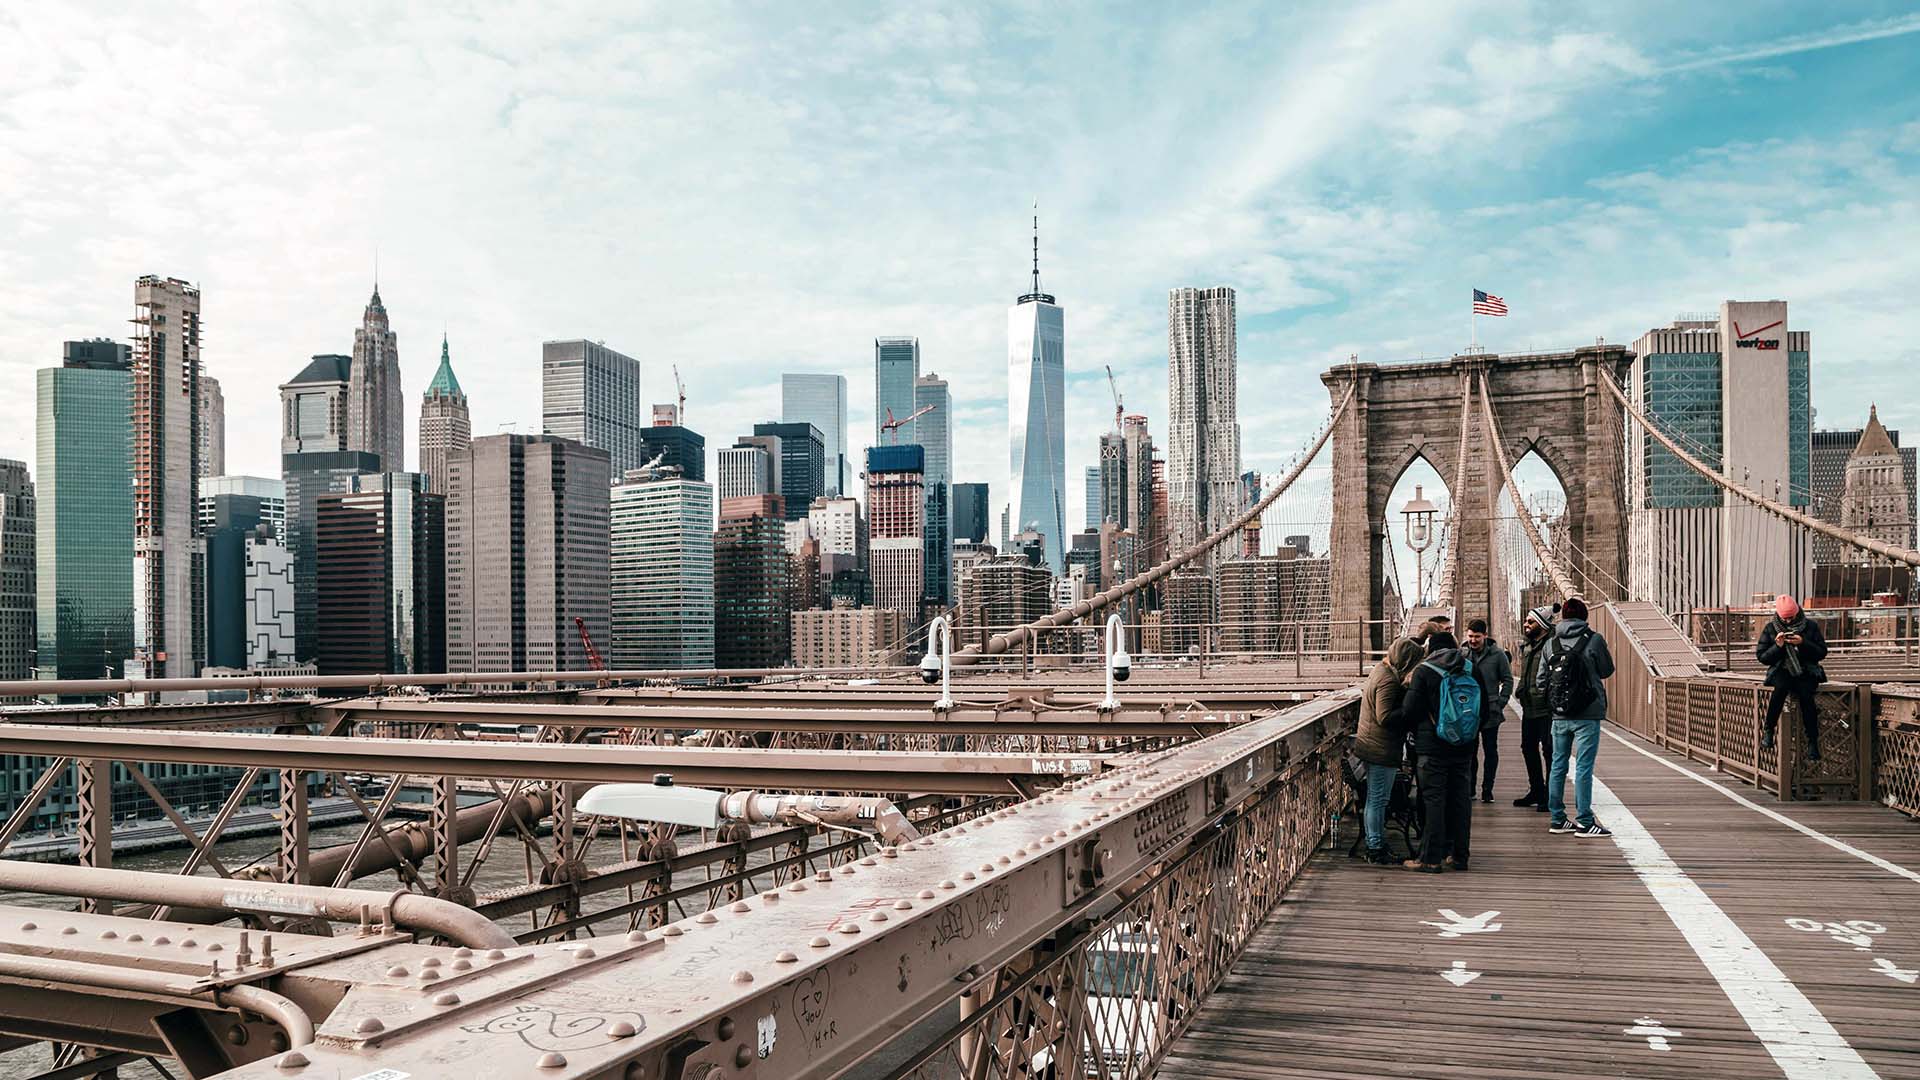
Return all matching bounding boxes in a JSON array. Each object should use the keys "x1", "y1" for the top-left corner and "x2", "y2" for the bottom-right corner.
[{"x1": 1352, "y1": 598, "x2": 1617, "y2": 871}]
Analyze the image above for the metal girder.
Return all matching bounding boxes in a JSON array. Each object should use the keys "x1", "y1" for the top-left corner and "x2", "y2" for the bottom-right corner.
[
  {"x1": 318, "y1": 698, "x2": 1242, "y2": 736},
  {"x1": 0, "y1": 700, "x2": 312, "y2": 729},
  {"x1": 202, "y1": 688, "x2": 1359, "y2": 1080},
  {"x1": 0, "y1": 726, "x2": 1104, "y2": 796}
]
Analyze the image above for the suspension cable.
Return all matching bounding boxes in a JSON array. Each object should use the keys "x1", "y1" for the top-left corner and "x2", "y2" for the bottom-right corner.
[
  {"x1": 1437, "y1": 371, "x2": 1473, "y2": 605},
  {"x1": 1600, "y1": 371, "x2": 1920, "y2": 569},
  {"x1": 955, "y1": 381, "x2": 1359, "y2": 661},
  {"x1": 1477, "y1": 371, "x2": 1579, "y2": 597}
]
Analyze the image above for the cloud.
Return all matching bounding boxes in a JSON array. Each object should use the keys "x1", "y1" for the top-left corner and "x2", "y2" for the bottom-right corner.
[{"x1": 1661, "y1": 11, "x2": 1920, "y2": 72}]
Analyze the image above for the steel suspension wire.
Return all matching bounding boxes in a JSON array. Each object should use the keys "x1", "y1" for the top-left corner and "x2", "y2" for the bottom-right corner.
[
  {"x1": 1601, "y1": 371, "x2": 1920, "y2": 569},
  {"x1": 1437, "y1": 371, "x2": 1474, "y2": 605},
  {"x1": 957, "y1": 382, "x2": 1359, "y2": 660},
  {"x1": 1477, "y1": 372, "x2": 1579, "y2": 598}
]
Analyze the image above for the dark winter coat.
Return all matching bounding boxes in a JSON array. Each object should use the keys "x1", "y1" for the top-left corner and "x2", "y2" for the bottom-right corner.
[
  {"x1": 1513, "y1": 632, "x2": 1553, "y2": 722},
  {"x1": 1354, "y1": 637, "x2": 1426, "y2": 767},
  {"x1": 1463, "y1": 639, "x2": 1513, "y2": 727},
  {"x1": 1532, "y1": 617, "x2": 1615, "y2": 722},
  {"x1": 1757, "y1": 618, "x2": 1828, "y2": 688},
  {"x1": 1402, "y1": 647, "x2": 1477, "y2": 757}
]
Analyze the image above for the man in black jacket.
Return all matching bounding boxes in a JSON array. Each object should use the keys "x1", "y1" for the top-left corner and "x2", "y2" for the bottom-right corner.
[
  {"x1": 1510, "y1": 605, "x2": 1556, "y2": 810},
  {"x1": 1463, "y1": 618, "x2": 1513, "y2": 804},
  {"x1": 1400, "y1": 631, "x2": 1477, "y2": 873},
  {"x1": 1758, "y1": 594, "x2": 1829, "y2": 760}
]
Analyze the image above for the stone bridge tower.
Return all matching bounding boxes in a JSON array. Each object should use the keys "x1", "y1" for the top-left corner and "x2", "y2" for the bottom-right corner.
[{"x1": 1323, "y1": 345, "x2": 1633, "y2": 656}]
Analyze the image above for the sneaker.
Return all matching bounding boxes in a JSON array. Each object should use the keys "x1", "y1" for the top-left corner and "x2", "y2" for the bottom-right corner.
[
  {"x1": 1574, "y1": 822, "x2": 1613, "y2": 838},
  {"x1": 1365, "y1": 846, "x2": 1396, "y2": 865},
  {"x1": 1445, "y1": 856, "x2": 1470, "y2": 872},
  {"x1": 1402, "y1": 859, "x2": 1443, "y2": 874},
  {"x1": 1760, "y1": 729, "x2": 1775, "y2": 750},
  {"x1": 1479, "y1": 794, "x2": 1494, "y2": 804},
  {"x1": 1512, "y1": 793, "x2": 1541, "y2": 808},
  {"x1": 1548, "y1": 819, "x2": 1576, "y2": 834}
]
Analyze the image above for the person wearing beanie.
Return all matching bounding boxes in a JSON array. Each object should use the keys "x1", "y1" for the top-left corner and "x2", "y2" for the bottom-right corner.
[
  {"x1": 1757, "y1": 594, "x2": 1828, "y2": 759},
  {"x1": 1535, "y1": 595, "x2": 1615, "y2": 838},
  {"x1": 1462, "y1": 618, "x2": 1513, "y2": 804},
  {"x1": 1399, "y1": 629, "x2": 1478, "y2": 872},
  {"x1": 1510, "y1": 604, "x2": 1557, "y2": 810}
]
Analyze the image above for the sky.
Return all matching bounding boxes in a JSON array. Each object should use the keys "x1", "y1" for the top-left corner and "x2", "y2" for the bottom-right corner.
[{"x1": 3, "y1": 2, "x2": 1918, "y2": 532}]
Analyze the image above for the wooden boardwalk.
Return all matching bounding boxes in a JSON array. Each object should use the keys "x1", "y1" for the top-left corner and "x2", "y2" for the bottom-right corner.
[{"x1": 1159, "y1": 723, "x2": 1920, "y2": 1079}]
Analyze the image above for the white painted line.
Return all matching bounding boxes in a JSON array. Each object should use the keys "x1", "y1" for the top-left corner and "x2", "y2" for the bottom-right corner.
[
  {"x1": 1602, "y1": 727, "x2": 1920, "y2": 886},
  {"x1": 1593, "y1": 778, "x2": 1880, "y2": 1079}
]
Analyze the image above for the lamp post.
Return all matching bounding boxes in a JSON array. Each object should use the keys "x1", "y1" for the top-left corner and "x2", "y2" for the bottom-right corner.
[{"x1": 1402, "y1": 484, "x2": 1439, "y2": 606}]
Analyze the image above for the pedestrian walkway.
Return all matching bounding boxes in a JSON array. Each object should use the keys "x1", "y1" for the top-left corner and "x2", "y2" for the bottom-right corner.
[{"x1": 1158, "y1": 724, "x2": 1920, "y2": 1079}]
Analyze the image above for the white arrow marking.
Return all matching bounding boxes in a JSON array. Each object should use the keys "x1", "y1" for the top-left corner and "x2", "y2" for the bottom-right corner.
[
  {"x1": 1420, "y1": 909, "x2": 1502, "y2": 938},
  {"x1": 1625, "y1": 1016, "x2": 1683, "y2": 1051},
  {"x1": 1871, "y1": 958, "x2": 1917, "y2": 985},
  {"x1": 1438, "y1": 960, "x2": 1480, "y2": 987}
]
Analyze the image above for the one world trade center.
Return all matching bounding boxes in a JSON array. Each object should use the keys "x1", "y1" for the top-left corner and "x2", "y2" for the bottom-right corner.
[{"x1": 1008, "y1": 214, "x2": 1065, "y2": 572}]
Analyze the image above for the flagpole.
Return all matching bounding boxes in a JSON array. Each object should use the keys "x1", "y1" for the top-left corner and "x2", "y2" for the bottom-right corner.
[{"x1": 1471, "y1": 302, "x2": 1478, "y2": 352}]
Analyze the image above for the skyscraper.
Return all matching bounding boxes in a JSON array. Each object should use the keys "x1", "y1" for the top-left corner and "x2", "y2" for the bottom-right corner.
[
  {"x1": 348, "y1": 286, "x2": 405, "y2": 472},
  {"x1": 1008, "y1": 221, "x2": 1066, "y2": 572},
  {"x1": 542, "y1": 339, "x2": 644, "y2": 477},
  {"x1": 419, "y1": 334, "x2": 470, "y2": 495},
  {"x1": 783, "y1": 374, "x2": 849, "y2": 497},
  {"x1": 640, "y1": 421, "x2": 706, "y2": 483},
  {"x1": 752, "y1": 422, "x2": 827, "y2": 522},
  {"x1": 281, "y1": 355, "x2": 352, "y2": 454},
  {"x1": 205, "y1": 494, "x2": 295, "y2": 672},
  {"x1": 1811, "y1": 422, "x2": 1917, "y2": 562},
  {"x1": 874, "y1": 338, "x2": 920, "y2": 444},
  {"x1": 611, "y1": 465, "x2": 714, "y2": 669},
  {"x1": 36, "y1": 341, "x2": 132, "y2": 687},
  {"x1": 317, "y1": 473, "x2": 445, "y2": 675},
  {"x1": 446, "y1": 435, "x2": 611, "y2": 672},
  {"x1": 131, "y1": 275, "x2": 205, "y2": 679},
  {"x1": 199, "y1": 375, "x2": 225, "y2": 477},
  {"x1": 0, "y1": 461, "x2": 34, "y2": 692},
  {"x1": 1840, "y1": 406, "x2": 1911, "y2": 556},
  {"x1": 714, "y1": 495, "x2": 790, "y2": 669},
  {"x1": 1167, "y1": 286, "x2": 1240, "y2": 561},
  {"x1": 952, "y1": 482, "x2": 990, "y2": 545},
  {"x1": 915, "y1": 373, "x2": 953, "y2": 606},
  {"x1": 718, "y1": 441, "x2": 776, "y2": 501},
  {"x1": 866, "y1": 445, "x2": 925, "y2": 620},
  {"x1": 198, "y1": 476, "x2": 286, "y2": 536},
  {"x1": 283, "y1": 450, "x2": 381, "y2": 661},
  {"x1": 1084, "y1": 466, "x2": 1102, "y2": 530}
]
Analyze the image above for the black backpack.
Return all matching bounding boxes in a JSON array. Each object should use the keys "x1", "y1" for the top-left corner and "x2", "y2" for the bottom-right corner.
[{"x1": 1545, "y1": 630, "x2": 1597, "y2": 718}]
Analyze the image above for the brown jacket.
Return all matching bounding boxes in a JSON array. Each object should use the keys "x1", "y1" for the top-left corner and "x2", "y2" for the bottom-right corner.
[{"x1": 1353, "y1": 637, "x2": 1426, "y2": 767}]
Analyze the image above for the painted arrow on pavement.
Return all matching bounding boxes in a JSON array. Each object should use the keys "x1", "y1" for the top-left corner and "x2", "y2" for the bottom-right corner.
[
  {"x1": 1438, "y1": 960, "x2": 1481, "y2": 987},
  {"x1": 1420, "y1": 909, "x2": 1502, "y2": 938}
]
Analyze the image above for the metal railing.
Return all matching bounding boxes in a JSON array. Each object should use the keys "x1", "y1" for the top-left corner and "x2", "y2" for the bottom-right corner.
[
  {"x1": 1869, "y1": 685, "x2": 1920, "y2": 820},
  {"x1": 1644, "y1": 675, "x2": 1869, "y2": 801}
]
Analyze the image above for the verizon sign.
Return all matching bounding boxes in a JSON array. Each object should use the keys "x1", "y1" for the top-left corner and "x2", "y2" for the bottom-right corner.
[{"x1": 1732, "y1": 317, "x2": 1783, "y2": 350}]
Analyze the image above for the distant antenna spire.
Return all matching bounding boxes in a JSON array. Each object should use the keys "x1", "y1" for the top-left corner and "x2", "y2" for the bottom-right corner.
[{"x1": 1031, "y1": 201, "x2": 1041, "y2": 295}]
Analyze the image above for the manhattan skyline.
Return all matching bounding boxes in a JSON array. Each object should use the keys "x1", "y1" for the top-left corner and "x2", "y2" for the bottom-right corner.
[{"x1": 2, "y1": 6, "x2": 1919, "y2": 531}]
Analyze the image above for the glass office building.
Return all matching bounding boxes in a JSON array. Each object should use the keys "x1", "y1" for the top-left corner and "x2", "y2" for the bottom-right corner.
[
  {"x1": 874, "y1": 338, "x2": 921, "y2": 445},
  {"x1": 782, "y1": 373, "x2": 848, "y2": 497},
  {"x1": 35, "y1": 342, "x2": 132, "y2": 685}
]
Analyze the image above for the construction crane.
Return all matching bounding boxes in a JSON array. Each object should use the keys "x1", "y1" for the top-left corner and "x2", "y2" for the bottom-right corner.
[
  {"x1": 1104, "y1": 364, "x2": 1124, "y2": 435},
  {"x1": 672, "y1": 364, "x2": 686, "y2": 422},
  {"x1": 573, "y1": 617, "x2": 605, "y2": 672},
  {"x1": 881, "y1": 403, "x2": 935, "y2": 445}
]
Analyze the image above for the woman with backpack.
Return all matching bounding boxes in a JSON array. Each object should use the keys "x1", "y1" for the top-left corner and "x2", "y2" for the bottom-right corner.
[
  {"x1": 1399, "y1": 631, "x2": 1480, "y2": 873},
  {"x1": 1757, "y1": 594, "x2": 1828, "y2": 760},
  {"x1": 1352, "y1": 636, "x2": 1426, "y2": 864}
]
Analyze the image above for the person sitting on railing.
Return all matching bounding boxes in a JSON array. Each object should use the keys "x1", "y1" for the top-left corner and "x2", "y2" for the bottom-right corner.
[
  {"x1": 1758, "y1": 595, "x2": 1829, "y2": 760},
  {"x1": 1352, "y1": 636, "x2": 1427, "y2": 865}
]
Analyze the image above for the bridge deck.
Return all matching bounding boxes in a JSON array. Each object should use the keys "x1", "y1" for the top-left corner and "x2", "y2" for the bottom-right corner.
[{"x1": 1160, "y1": 724, "x2": 1920, "y2": 1079}]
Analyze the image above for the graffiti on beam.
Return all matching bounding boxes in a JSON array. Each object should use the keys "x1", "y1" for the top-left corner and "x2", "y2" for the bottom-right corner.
[
  {"x1": 794, "y1": 969, "x2": 837, "y2": 1054},
  {"x1": 924, "y1": 881, "x2": 1014, "y2": 955},
  {"x1": 460, "y1": 1004, "x2": 647, "y2": 1051}
]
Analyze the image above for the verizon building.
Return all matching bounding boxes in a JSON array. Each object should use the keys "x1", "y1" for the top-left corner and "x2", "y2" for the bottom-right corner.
[{"x1": 1627, "y1": 300, "x2": 1811, "y2": 616}]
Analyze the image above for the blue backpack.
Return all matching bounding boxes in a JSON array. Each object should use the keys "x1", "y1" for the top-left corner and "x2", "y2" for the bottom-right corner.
[{"x1": 1423, "y1": 656, "x2": 1482, "y2": 745}]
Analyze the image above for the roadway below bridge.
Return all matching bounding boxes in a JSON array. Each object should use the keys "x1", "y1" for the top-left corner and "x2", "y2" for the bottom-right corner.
[{"x1": 1160, "y1": 723, "x2": 1920, "y2": 1080}]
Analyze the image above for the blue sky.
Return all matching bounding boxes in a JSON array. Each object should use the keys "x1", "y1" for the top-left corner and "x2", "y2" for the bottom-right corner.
[{"x1": 2, "y1": 2, "x2": 1917, "y2": 528}]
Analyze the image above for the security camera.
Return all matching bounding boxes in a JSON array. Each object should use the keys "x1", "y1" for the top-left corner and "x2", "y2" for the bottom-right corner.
[
  {"x1": 919, "y1": 652, "x2": 941, "y2": 684},
  {"x1": 1109, "y1": 649, "x2": 1131, "y2": 682}
]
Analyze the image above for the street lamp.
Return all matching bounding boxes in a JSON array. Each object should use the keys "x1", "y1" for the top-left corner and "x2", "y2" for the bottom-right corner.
[{"x1": 1402, "y1": 484, "x2": 1439, "y2": 606}]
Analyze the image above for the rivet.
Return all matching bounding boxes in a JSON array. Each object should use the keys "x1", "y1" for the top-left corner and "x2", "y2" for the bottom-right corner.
[
  {"x1": 997, "y1": 856, "x2": 1011, "y2": 865},
  {"x1": 882, "y1": 847, "x2": 899, "y2": 859},
  {"x1": 537, "y1": 1051, "x2": 567, "y2": 1069},
  {"x1": 275, "y1": 1050, "x2": 309, "y2": 1070},
  {"x1": 917, "y1": 889, "x2": 936, "y2": 900},
  {"x1": 838, "y1": 923, "x2": 861, "y2": 935},
  {"x1": 386, "y1": 966, "x2": 410, "y2": 978},
  {"x1": 609, "y1": 1020, "x2": 638, "y2": 1038},
  {"x1": 153, "y1": 936, "x2": 172, "y2": 946},
  {"x1": 127, "y1": 932, "x2": 143, "y2": 942},
  {"x1": 18, "y1": 922, "x2": 33, "y2": 932},
  {"x1": 774, "y1": 950, "x2": 798, "y2": 963},
  {"x1": 789, "y1": 881, "x2": 809, "y2": 892},
  {"x1": 484, "y1": 949, "x2": 507, "y2": 960},
  {"x1": 815, "y1": 870, "x2": 832, "y2": 882},
  {"x1": 181, "y1": 936, "x2": 198, "y2": 947},
  {"x1": 1016, "y1": 848, "x2": 1029, "y2": 857},
  {"x1": 939, "y1": 880, "x2": 957, "y2": 890},
  {"x1": 432, "y1": 992, "x2": 461, "y2": 1006},
  {"x1": 452, "y1": 947, "x2": 473, "y2": 958},
  {"x1": 962, "y1": 871, "x2": 976, "y2": 881},
  {"x1": 809, "y1": 936, "x2": 831, "y2": 948},
  {"x1": 717, "y1": 1017, "x2": 736, "y2": 1040},
  {"x1": 627, "y1": 930, "x2": 650, "y2": 943},
  {"x1": 661, "y1": 926, "x2": 685, "y2": 937},
  {"x1": 860, "y1": 857, "x2": 877, "y2": 866},
  {"x1": 837, "y1": 864, "x2": 856, "y2": 875},
  {"x1": 420, "y1": 969, "x2": 443, "y2": 980},
  {"x1": 759, "y1": 892, "x2": 781, "y2": 903},
  {"x1": 99, "y1": 930, "x2": 117, "y2": 940},
  {"x1": 696, "y1": 912, "x2": 718, "y2": 925},
  {"x1": 730, "y1": 901, "x2": 750, "y2": 913},
  {"x1": 869, "y1": 911, "x2": 889, "y2": 923},
  {"x1": 207, "y1": 942, "x2": 223, "y2": 952},
  {"x1": 980, "y1": 864, "x2": 995, "y2": 873},
  {"x1": 570, "y1": 948, "x2": 596, "y2": 961},
  {"x1": 732, "y1": 970, "x2": 754, "y2": 984},
  {"x1": 451, "y1": 958, "x2": 472, "y2": 971},
  {"x1": 893, "y1": 900, "x2": 913, "y2": 910},
  {"x1": 354, "y1": 1016, "x2": 385, "y2": 1035},
  {"x1": 420, "y1": 957, "x2": 441, "y2": 968}
]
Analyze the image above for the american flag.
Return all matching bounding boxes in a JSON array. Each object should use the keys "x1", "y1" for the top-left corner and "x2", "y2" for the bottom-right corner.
[{"x1": 1472, "y1": 289, "x2": 1509, "y2": 316}]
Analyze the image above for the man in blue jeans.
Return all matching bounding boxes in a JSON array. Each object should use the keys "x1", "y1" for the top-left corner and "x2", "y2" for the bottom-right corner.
[{"x1": 1536, "y1": 597, "x2": 1616, "y2": 838}]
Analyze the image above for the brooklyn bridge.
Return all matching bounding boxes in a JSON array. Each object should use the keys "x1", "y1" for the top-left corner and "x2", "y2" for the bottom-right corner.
[{"x1": 2, "y1": 349, "x2": 1917, "y2": 1080}]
